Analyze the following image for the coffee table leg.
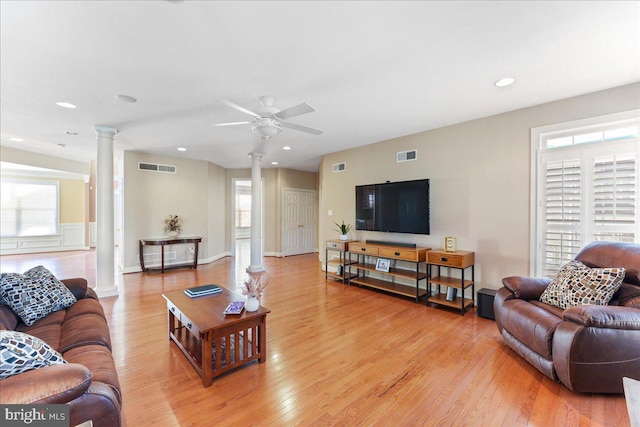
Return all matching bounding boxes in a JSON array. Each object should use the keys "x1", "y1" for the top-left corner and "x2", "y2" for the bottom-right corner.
[
  {"x1": 259, "y1": 317, "x2": 267, "y2": 363},
  {"x1": 202, "y1": 331, "x2": 213, "y2": 387}
]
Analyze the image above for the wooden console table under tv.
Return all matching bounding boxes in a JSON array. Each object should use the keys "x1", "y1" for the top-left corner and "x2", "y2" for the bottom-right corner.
[
  {"x1": 163, "y1": 288, "x2": 270, "y2": 387},
  {"x1": 347, "y1": 241, "x2": 431, "y2": 303},
  {"x1": 139, "y1": 236, "x2": 202, "y2": 273}
]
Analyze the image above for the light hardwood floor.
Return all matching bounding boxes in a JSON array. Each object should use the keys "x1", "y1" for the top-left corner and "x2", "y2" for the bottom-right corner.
[{"x1": 0, "y1": 249, "x2": 630, "y2": 427}]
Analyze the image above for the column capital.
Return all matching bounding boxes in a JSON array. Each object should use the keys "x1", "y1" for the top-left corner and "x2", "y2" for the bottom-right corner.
[
  {"x1": 94, "y1": 126, "x2": 119, "y2": 136},
  {"x1": 249, "y1": 152, "x2": 265, "y2": 161}
]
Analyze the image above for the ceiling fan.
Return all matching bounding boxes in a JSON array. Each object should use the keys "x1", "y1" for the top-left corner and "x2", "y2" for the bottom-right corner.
[{"x1": 213, "y1": 96, "x2": 323, "y2": 139}]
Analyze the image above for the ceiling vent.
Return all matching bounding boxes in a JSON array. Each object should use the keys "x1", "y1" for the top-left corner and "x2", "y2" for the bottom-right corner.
[
  {"x1": 332, "y1": 162, "x2": 346, "y2": 173},
  {"x1": 397, "y1": 149, "x2": 417, "y2": 163},
  {"x1": 138, "y1": 162, "x2": 177, "y2": 173}
]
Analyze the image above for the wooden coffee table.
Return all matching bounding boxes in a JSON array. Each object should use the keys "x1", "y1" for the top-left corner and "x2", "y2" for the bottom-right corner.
[{"x1": 162, "y1": 287, "x2": 270, "y2": 387}]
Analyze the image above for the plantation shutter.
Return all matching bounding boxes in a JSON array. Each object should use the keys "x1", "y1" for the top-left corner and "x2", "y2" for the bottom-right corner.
[
  {"x1": 543, "y1": 159, "x2": 582, "y2": 277},
  {"x1": 533, "y1": 112, "x2": 639, "y2": 278},
  {"x1": 593, "y1": 154, "x2": 636, "y2": 240}
]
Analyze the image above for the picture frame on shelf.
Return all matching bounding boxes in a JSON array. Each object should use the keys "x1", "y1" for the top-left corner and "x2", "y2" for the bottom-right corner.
[
  {"x1": 375, "y1": 258, "x2": 391, "y2": 272},
  {"x1": 444, "y1": 236, "x2": 457, "y2": 252}
]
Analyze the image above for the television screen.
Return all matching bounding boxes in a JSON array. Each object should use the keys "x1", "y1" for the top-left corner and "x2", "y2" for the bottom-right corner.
[{"x1": 355, "y1": 179, "x2": 430, "y2": 234}]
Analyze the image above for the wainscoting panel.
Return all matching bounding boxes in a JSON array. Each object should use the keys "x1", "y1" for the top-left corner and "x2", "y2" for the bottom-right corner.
[{"x1": 0, "y1": 223, "x2": 86, "y2": 255}]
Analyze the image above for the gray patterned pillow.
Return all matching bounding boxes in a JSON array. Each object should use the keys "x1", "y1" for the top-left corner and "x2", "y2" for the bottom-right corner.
[
  {"x1": 0, "y1": 330, "x2": 67, "y2": 379},
  {"x1": 539, "y1": 260, "x2": 625, "y2": 310},
  {"x1": 0, "y1": 266, "x2": 76, "y2": 326}
]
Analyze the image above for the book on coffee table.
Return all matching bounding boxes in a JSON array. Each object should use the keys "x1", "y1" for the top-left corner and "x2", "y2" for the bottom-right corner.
[
  {"x1": 185, "y1": 284, "x2": 222, "y2": 298},
  {"x1": 223, "y1": 301, "x2": 245, "y2": 315}
]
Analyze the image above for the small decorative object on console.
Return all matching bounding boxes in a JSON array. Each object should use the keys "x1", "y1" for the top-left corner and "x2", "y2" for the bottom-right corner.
[
  {"x1": 444, "y1": 236, "x2": 456, "y2": 252},
  {"x1": 164, "y1": 214, "x2": 183, "y2": 237},
  {"x1": 333, "y1": 220, "x2": 353, "y2": 241}
]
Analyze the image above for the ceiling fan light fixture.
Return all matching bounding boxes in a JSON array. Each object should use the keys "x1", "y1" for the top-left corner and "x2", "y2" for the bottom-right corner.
[{"x1": 252, "y1": 118, "x2": 282, "y2": 139}]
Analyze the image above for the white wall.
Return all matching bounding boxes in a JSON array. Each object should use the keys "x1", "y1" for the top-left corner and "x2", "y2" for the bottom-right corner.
[{"x1": 319, "y1": 82, "x2": 640, "y2": 291}]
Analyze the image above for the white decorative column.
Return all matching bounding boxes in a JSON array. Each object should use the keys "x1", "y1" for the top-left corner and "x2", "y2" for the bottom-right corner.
[
  {"x1": 94, "y1": 126, "x2": 119, "y2": 297},
  {"x1": 247, "y1": 152, "x2": 265, "y2": 273}
]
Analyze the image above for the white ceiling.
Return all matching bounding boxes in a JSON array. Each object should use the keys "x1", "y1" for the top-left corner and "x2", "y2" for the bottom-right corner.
[{"x1": 1, "y1": 1, "x2": 638, "y2": 172}]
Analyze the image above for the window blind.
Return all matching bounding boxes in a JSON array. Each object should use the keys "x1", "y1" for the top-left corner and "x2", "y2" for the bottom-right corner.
[{"x1": 0, "y1": 179, "x2": 59, "y2": 237}]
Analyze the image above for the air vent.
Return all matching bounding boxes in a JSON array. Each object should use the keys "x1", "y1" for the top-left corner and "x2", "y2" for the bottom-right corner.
[
  {"x1": 397, "y1": 149, "x2": 417, "y2": 163},
  {"x1": 332, "y1": 162, "x2": 346, "y2": 173},
  {"x1": 138, "y1": 162, "x2": 177, "y2": 173}
]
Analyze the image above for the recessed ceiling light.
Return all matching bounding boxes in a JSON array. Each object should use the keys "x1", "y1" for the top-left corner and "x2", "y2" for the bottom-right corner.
[
  {"x1": 271, "y1": 161, "x2": 279, "y2": 165},
  {"x1": 115, "y1": 94, "x2": 137, "y2": 103},
  {"x1": 56, "y1": 102, "x2": 77, "y2": 109},
  {"x1": 282, "y1": 146, "x2": 292, "y2": 151},
  {"x1": 57, "y1": 144, "x2": 66, "y2": 148},
  {"x1": 9, "y1": 137, "x2": 23, "y2": 142},
  {"x1": 494, "y1": 77, "x2": 516, "y2": 87},
  {"x1": 64, "y1": 131, "x2": 78, "y2": 135},
  {"x1": 177, "y1": 147, "x2": 186, "y2": 152}
]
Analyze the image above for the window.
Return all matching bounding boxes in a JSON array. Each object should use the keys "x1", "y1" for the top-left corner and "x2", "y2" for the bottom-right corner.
[
  {"x1": 531, "y1": 111, "x2": 639, "y2": 278},
  {"x1": 0, "y1": 179, "x2": 59, "y2": 237}
]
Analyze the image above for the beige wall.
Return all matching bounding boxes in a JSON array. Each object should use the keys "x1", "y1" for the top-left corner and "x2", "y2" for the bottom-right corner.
[
  {"x1": 319, "y1": 82, "x2": 640, "y2": 291},
  {"x1": 59, "y1": 178, "x2": 85, "y2": 223},
  {"x1": 122, "y1": 152, "x2": 211, "y2": 271}
]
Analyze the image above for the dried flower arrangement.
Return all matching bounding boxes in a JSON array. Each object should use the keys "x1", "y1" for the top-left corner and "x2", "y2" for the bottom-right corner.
[
  {"x1": 242, "y1": 275, "x2": 269, "y2": 299},
  {"x1": 163, "y1": 214, "x2": 183, "y2": 233}
]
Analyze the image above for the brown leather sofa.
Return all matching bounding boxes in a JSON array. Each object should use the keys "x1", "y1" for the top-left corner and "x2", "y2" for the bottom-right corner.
[
  {"x1": 0, "y1": 278, "x2": 121, "y2": 426},
  {"x1": 494, "y1": 241, "x2": 640, "y2": 393}
]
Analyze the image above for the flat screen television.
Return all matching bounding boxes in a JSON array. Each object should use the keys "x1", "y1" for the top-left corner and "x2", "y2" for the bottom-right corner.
[{"x1": 355, "y1": 179, "x2": 430, "y2": 235}]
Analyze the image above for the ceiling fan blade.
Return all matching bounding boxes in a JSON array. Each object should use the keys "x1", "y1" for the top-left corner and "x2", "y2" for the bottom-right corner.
[
  {"x1": 281, "y1": 121, "x2": 323, "y2": 135},
  {"x1": 219, "y1": 99, "x2": 260, "y2": 118},
  {"x1": 273, "y1": 103, "x2": 315, "y2": 120},
  {"x1": 212, "y1": 121, "x2": 252, "y2": 127}
]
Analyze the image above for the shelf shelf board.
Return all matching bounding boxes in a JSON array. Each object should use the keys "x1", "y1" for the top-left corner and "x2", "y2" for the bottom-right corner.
[
  {"x1": 326, "y1": 272, "x2": 357, "y2": 281},
  {"x1": 429, "y1": 276, "x2": 473, "y2": 289},
  {"x1": 350, "y1": 276, "x2": 427, "y2": 299},
  {"x1": 327, "y1": 259, "x2": 357, "y2": 266},
  {"x1": 428, "y1": 293, "x2": 474, "y2": 309},
  {"x1": 350, "y1": 263, "x2": 427, "y2": 280}
]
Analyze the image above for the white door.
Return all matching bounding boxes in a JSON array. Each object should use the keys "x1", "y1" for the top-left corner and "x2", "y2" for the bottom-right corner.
[{"x1": 283, "y1": 189, "x2": 316, "y2": 256}]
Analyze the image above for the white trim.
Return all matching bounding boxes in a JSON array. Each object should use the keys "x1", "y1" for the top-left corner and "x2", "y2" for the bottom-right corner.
[{"x1": 0, "y1": 223, "x2": 86, "y2": 255}]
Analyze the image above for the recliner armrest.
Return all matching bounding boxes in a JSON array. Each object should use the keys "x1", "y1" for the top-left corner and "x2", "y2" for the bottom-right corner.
[
  {"x1": 501, "y1": 276, "x2": 551, "y2": 301},
  {"x1": 0, "y1": 363, "x2": 92, "y2": 404},
  {"x1": 563, "y1": 305, "x2": 640, "y2": 330},
  {"x1": 61, "y1": 278, "x2": 89, "y2": 300}
]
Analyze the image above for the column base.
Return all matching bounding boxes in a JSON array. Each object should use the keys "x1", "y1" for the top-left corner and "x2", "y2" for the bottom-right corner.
[{"x1": 246, "y1": 264, "x2": 266, "y2": 273}]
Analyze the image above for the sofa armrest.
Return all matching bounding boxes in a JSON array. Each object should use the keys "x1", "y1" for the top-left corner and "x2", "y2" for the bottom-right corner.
[
  {"x1": 61, "y1": 278, "x2": 89, "y2": 300},
  {"x1": 0, "y1": 363, "x2": 92, "y2": 404},
  {"x1": 501, "y1": 276, "x2": 551, "y2": 301},
  {"x1": 563, "y1": 305, "x2": 640, "y2": 330}
]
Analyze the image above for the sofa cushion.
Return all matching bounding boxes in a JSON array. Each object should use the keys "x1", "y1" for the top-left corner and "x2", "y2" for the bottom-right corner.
[
  {"x1": 0, "y1": 330, "x2": 66, "y2": 379},
  {"x1": 539, "y1": 260, "x2": 625, "y2": 310},
  {"x1": 0, "y1": 266, "x2": 76, "y2": 326}
]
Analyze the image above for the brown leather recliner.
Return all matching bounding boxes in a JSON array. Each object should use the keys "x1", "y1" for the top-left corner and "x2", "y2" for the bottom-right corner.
[
  {"x1": 494, "y1": 241, "x2": 640, "y2": 393},
  {"x1": 0, "y1": 278, "x2": 121, "y2": 426}
]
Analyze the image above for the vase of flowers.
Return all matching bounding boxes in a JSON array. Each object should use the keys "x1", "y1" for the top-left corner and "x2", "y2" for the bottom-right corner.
[
  {"x1": 241, "y1": 275, "x2": 269, "y2": 312},
  {"x1": 333, "y1": 220, "x2": 352, "y2": 241},
  {"x1": 164, "y1": 214, "x2": 183, "y2": 238}
]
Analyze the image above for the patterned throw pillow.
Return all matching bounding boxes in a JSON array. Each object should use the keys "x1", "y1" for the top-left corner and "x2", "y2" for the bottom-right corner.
[
  {"x1": 0, "y1": 330, "x2": 67, "y2": 379},
  {"x1": 0, "y1": 266, "x2": 76, "y2": 326},
  {"x1": 539, "y1": 260, "x2": 625, "y2": 310}
]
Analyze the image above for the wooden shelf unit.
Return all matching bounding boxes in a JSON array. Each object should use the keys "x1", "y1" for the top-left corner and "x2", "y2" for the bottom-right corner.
[
  {"x1": 426, "y1": 249, "x2": 475, "y2": 315},
  {"x1": 347, "y1": 241, "x2": 430, "y2": 302},
  {"x1": 325, "y1": 239, "x2": 358, "y2": 283}
]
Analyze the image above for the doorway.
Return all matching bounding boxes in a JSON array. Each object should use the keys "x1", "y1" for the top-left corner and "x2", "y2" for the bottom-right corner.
[{"x1": 233, "y1": 179, "x2": 252, "y2": 263}]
